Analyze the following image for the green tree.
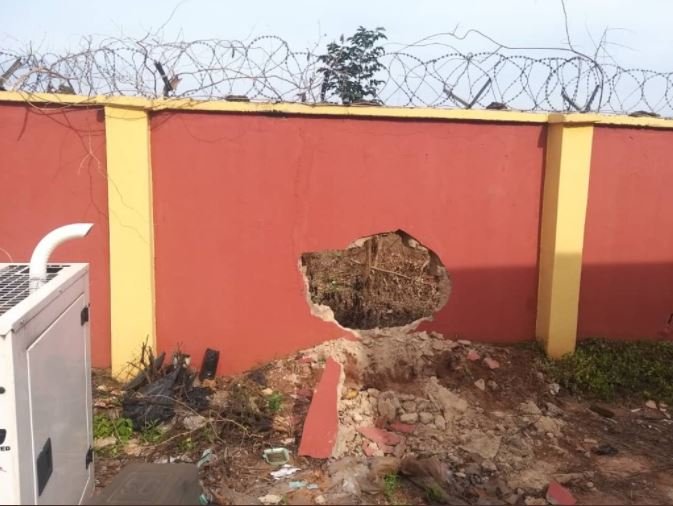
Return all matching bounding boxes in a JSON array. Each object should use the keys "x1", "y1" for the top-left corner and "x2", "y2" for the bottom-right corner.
[{"x1": 318, "y1": 26, "x2": 387, "y2": 104}]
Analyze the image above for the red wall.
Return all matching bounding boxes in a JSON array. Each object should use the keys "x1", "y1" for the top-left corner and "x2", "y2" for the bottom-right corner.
[
  {"x1": 151, "y1": 112, "x2": 545, "y2": 374},
  {"x1": 0, "y1": 104, "x2": 111, "y2": 366},
  {"x1": 579, "y1": 127, "x2": 673, "y2": 340}
]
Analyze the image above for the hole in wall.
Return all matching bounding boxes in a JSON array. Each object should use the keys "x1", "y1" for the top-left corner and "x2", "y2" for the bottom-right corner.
[{"x1": 300, "y1": 230, "x2": 451, "y2": 331}]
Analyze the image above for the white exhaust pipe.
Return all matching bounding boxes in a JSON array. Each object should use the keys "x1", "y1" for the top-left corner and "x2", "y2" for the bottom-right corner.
[{"x1": 29, "y1": 223, "x2": 94, "y2": 292}]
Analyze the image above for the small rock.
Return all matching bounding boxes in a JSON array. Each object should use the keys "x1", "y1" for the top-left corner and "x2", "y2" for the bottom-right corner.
[
  {"x1": 315, "y1": 495, "x2": 326, "y2": 505},
  {"x1": 546, "y1": 481, "x2": 576, "y2": 505},
  {"x1": 378, "y1": 391, "x2": 400, "y2": 422},
  {"x1": 583, "y1": 438, "x2": 598, "y2": 444},
  {"x1": 261, "y1": 388, "x2": 274, "y2": 396},
  {"x1": 645, "y1": 400, "x2": 658, "y2": 410},
  {"x1": 400, "y1": 413, "x2": 419, "y2": 424},
  {"x1": 419, "y1": 412, "x2": 434, "y2": 424},
  {"x1": 182, "y1": 414, "x2": 208, "y2": 431},
  {"x1": 352, "y1": 412, "x2": 363, "y2": 423},
  {"x1": 474, "y1": 379, "x2": 486, "y2": 391},
  {"x1": 458, "y1": 339, "x2": 472, "y2": 345},
  {"x1": 535, "y1": 416, "x2": 563, "y2": 437},
  {"x1": 367, "y1": 388, "x2": 380, "y2": 398},
  {"x1": 398, "y1": 393, "x2": 416, "y2": 401},
  {"x1": 487, "y1": 380, "x2": 499, "y2": 391},
  {"x1": 549, "y1": 383, "x2": 560, "y2": 396},
  {"x1": 93, "y1": 436, "x2": 116, "y2": 449},
  {"x1": 467, "y1": 350, "x2": 481, "y2": 361},
  {"x1": 259, "y1": 494, "x2": 283, "y2": 505},
  {"x1": 505, "y1": 494, "x2": 521, "y2": 505},
  {"x1": 343, "y1": 388, "x2": 359, "y2": 400},
  {"x1": 553, "y1": 473, "x2": 583, "y2": 485},
  {"x1": 483, "y1": 357, "x2": 500, "y2": 369},
  {"x1": 545, "y1": 402, "x2": 563, "y2": 417},
  {"x1": 482, "y1": 461, "x2": 497, "y2": 472},
  {"x1": 401, "y1": 401, "x2": 417, "y2": 412},
  {"x1": 586, "y1": 481, "x2": 594, "y2": 489},
  {"x1": 519, "y1": 400, "x2": 542, "y2": 415},
  {"x1": 460, "y1": 430, "x2": 501, "y2": 459},
  {"x1": 434, "y1": 415, "x2": 447, "y2": 430},
  {"x1": 524, "y1": 497, "x2": 547, "y2": 506}
]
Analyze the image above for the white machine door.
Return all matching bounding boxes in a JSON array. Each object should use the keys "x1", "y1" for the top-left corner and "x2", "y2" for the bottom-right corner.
[{"x1": 27, "y1": 295, "x2": 92, "y2": 505}]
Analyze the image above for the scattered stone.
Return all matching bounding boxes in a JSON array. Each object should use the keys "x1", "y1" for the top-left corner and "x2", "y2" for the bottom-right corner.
[
  {"x1": 505, "y1": 494, "x2": 522, "y2": 505},
  {"x1": 460, "y1": 430, "x2": 502, "y2": 459},
  {"x1": 549, "y1": 383, "x2": 560, "y2": 396},
  {"x1": 261, "y1": 388, "x2": 274, "y2": 396},
  {"x1": 546, "y1": 481, "x2": 576, "y2": 505},
  {"x1": 315, "y1": 495, "x2": 326, "y2": 505},
  {"x1": 378, "y1": 391, "x2": 400, "y2": 422},
  {"x1": 358, "y1": 426, "x2": 402, "y2": 446},
  {"x1": 458, "y1": 339, "x2": 472, "y2": 345},
  {"x1": 483, "y1": 357, "x2": 500, "y2": 369},
  {"x1": 482, "y1": 461, "x2": 497, "y2": 472},
  {"x1": 343, "y1": 388, "x2": 358, "y2": 400},
  {"x1": 419, "y1": 412, "x2": 434, "y2": 424},
  {"x1": 367, "y1": 388, "x2": 380, "y2": 398},
  {"x1": 545, "y1": 402, "x2": 562, "y2": 417},
  {"x1": 586, "y1": 482, "x2": 594, "y2": 489},
  {"x1": 535, "y1": 416, "x2": 563, "y2": 437},
  {"x1": 259, "y1": 494, "x2": 283, "y2": 505},
  {"x1": 426, "y1": 377, "x2": 468, "y2": 418},
  {"x1": 487, "y1": 380, "x2": 499, "y2": 391},
  {"x1": 590, "y1": 404, "x2": 615, "y2": 418},
  {"x1": 519, "y1": 400, "x2": 542, "y2": 416},
  {"x1": 400, "y1": 412, "x2": 419, "y2": 424},
  {"x1": 390, "y1": 421, "x2": 415, "y2": 433},
  {"x1": 645, "y1": 400, "x2": 658, "y2": 410},
  {"x1": 475, "y1": 379, "x2": 486, "y2": 391},
  {"x1": 398, "y1": 393, "x2": 416, "y2": 401},
  {"x1": 583, "y1": 438, "x2": 598, "y2": 444},
  {"x1": 434, "y1": 414, "x2": 447, "y2": 430},
  {"x1": 524, "y1": 496, "x2": 547, "y2": 506},
  {"x1": 401, "y1": 401, "x2": 417, "y2": 412},
  {"x1": 467, "y1": 350, "x2": 481, "y2": 361},
  {"x1": 182, "y1": 414, "x2": 208, "y2": 431},
  {"x1": 552, "y1": 473, "x2": 583, "y2": 485},
  {"x1": 93, "y1": 436, "x2": 116, "y2": 449}
]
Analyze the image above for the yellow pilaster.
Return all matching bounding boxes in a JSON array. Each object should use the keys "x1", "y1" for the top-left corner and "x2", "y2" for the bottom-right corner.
[
  {"x1": 537, "y1": 123, "x2": 594, "y2": 358},
  {"x1": 104, "y1": 106, "x2": 156, "y2": 378}
]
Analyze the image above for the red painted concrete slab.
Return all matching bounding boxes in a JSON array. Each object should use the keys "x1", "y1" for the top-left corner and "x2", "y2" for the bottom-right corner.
[{"x1": 298, "y1": 358, "x2": 342, "y2": 458}]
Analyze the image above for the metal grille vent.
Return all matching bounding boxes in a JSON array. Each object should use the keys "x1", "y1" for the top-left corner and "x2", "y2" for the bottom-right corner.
[{"x1": 0, "y1": 265, "x2": 65, "y2": 317}]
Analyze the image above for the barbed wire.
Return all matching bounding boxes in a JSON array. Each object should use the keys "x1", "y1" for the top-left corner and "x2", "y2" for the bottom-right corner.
[{"x1": 0, "y1": 34, "x2": 671, "y2": 117}]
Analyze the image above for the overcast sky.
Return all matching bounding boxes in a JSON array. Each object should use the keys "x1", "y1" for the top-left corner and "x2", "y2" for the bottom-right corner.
[{"x1": 1, "y1": 0, "x2": 670, "y2": 70}]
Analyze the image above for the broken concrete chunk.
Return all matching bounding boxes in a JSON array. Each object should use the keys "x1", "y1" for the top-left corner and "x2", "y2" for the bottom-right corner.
[
  {"x1": 460, "y1": 430, "x2": 502, "y2": 460},
  {"x1": 546, "y1": 481, "x2": 577, "y2": 506},
  {"x1": 357, "y1": 426, "x2": 402, "y2": 446}
]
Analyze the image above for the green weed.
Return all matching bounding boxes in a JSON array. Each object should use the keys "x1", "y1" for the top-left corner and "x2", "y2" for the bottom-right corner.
[{"x1": 543, "y1": 338, "x2": 673, "y2": 403}]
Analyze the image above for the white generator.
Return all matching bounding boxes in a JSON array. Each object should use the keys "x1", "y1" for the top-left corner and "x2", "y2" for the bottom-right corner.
[{"x1": 0, "y1": 224, "x2": 95, "y2": 505}]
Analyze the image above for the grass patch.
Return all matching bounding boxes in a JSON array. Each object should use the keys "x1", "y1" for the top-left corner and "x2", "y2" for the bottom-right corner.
[
  {"x1": 543, "y1": 338, "x2": 673, "y2": 403},
  {"x1": 383, "y1": 473, "x2": 400, "y2": 503},
  {"x1": 93, "y1": 414, "x2": 134, "y2": 443},
  {"x1": 267, "y1": 392, "x2": 284, "y2": 413}
]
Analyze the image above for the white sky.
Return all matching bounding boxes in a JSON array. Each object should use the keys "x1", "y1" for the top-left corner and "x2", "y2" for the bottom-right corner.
[{"x1": 1, "y1": 0, "x2": 670, "y2": 70}]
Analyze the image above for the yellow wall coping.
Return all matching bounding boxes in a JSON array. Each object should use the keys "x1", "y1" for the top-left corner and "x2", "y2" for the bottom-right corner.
[{"x1": 3, "y1": 90, "x2": 673, "y2": 129}]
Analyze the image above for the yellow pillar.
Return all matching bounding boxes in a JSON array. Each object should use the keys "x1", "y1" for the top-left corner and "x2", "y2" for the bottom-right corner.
[
  {"x1": 104, "y1": 106, "x2": 156, "y2": 378},
  {"x1": 537, "y1": 123, "x2": 594, "y2": 358}
]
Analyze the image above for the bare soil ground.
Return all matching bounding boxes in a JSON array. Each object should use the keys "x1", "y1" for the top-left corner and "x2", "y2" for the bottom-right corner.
[
  {"x1": 301, "y1": 232, "x2": 450, "y2": 329},
  {"x1": 93, "y1": 332, "x2": 673, "y2": 505}
]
